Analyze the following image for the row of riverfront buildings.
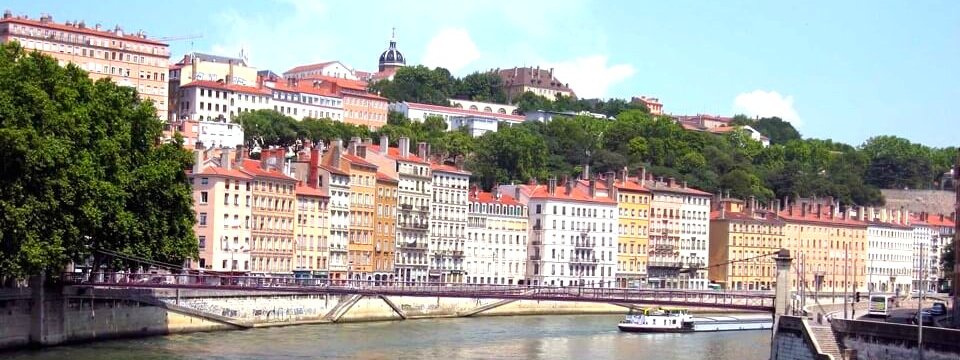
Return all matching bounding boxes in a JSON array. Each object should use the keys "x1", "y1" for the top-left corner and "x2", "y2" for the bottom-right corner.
[{"x1": 190, "y1": 136, "x2": 956, "y2": 292}]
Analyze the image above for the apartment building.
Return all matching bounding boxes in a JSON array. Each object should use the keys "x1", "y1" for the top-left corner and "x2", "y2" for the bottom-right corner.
[
  {"x1": 646, "y1": 177, "x2": 712, "y2": 289},
  {"x1": 865, "y1": 208, "x2": 914, "y2": 294},
  {"x1": 709, "y1": 197, "x2": 785, "y2": 291},
  {"x1": 169, "y1": 80, "x2": 269, "y2": 148},
  {"x1": 430, "y1": 161, "x2": 471, "y2": 283},
  {"x1": 606, "y1": 169, "x2": 651, "y2": 288},
  {"x1": 778, "y1": 200, "x2": 867, "y2": 293},
  {"x1": 240, "y1": 148, "x2": 298, "y2": 275},
  {"x1": 188, "y1": 147, "x2": 252, "y2": 272},
  {"x1": 365, "y1": 137, "x2": 433, "y2": 284},
  {"x1": 466, "y1": 187, "x2": 529, "y2": 285},
  {"x1": 500, "y1": 178, "x2": 618, "y2": 287},
  {"x1": 373, "y1": 173, "x2": 398, "y2": 283},
  {"x1": 294, "y1": 184, "x2": 329, "y2": 276},
  {"x1": 1, "y1": 12, "x2": 170, "y2": 119}
]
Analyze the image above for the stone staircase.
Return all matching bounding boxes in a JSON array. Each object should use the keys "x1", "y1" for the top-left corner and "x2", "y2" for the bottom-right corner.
[{"x1": 809, "y1": 325, "x2": 844, "y2": 360}]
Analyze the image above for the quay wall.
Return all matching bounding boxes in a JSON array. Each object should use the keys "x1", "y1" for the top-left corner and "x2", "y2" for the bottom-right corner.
[{"x1": 0, "y1": 286, "x2": 753, "y2": 350}]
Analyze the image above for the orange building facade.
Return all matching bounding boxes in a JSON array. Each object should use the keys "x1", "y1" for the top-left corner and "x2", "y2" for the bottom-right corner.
[
  {"x1": 0, "y1": 12, "x2": 170, "y2": 119},
  {"x1": 374, "y1": 173, "x2": 398, "y2": 282}
]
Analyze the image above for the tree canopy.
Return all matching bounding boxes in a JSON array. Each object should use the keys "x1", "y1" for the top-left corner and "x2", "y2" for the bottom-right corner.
[{"x1": 0, "y1": 42, "x2": 197, "y2": 279}]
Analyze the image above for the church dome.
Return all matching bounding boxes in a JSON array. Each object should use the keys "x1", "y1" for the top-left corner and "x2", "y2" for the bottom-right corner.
[{"x1": 378, "y1": 31, "x2": 406, "y2": 72}]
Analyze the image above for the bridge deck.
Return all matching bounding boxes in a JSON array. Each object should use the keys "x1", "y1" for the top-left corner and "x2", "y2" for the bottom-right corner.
[{"x1": 64, "y1": 273, "x2": 775, "y2": 312}]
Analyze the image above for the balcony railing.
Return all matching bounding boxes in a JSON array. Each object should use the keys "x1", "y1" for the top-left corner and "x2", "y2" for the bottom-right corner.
[
  {"x1": 574, "y1": 242, "x2": 595, "y2": 250},
  {"x1": 570, "y1": 257, "x2": 598, "y2": 265},
  {"x1": 398, "y1": 222, "x2": 429, "y2": 230},
  {"x1": 647, "y1": 261, "x2": 683, "y2": 269},
  {"x1": 399, "y1": 242, "x2": 429, "y2": 251},
  {"x1": 451, "y1": 250, "x2": 464, "y2": 258},
  {"x1": 531, "y1": 240, "x2": 542, "y2": 246},
  {"x1": 530, "y1": 254, "x2": 542, "y2": 261}
]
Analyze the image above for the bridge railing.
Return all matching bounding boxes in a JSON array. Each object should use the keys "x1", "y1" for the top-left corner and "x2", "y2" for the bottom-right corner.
[{"x1": 62, "y1": 272, "x2": 776, "y2": 310}]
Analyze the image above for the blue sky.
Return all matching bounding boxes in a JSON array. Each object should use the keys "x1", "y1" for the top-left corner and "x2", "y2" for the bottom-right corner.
[{"x1": 8, "y1": 0, "x2": 959, "y2": 147}]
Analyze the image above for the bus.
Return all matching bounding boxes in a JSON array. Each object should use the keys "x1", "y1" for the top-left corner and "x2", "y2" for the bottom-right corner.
[{"x1": 867, "y1": 294, "x2": 897, "y2": 317}]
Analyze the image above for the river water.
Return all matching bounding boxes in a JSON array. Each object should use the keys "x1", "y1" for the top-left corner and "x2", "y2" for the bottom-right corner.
[{"x1": 8, "y1": 315, "x2": 771, "y2": 360}]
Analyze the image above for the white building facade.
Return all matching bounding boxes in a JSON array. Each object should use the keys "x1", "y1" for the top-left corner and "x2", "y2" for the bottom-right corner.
[
  {"x1": 866, "y1": 211, "x2": 914, "y2": 294},
  {"x1": 390, "y1": 101, "x2": 524, "y2": 131},
  {"x1": 319, "y1": 165, "x2": 351, "y2": 279},
  {"x1": 266, "y1": 84, "x2": 344, "y2": 121},
  {"x1": 466, "y1": 187, "x2": 529, "y2": 285},
  {"x1": 364, "y1": 136, "x2": 433, "y2": 284},
  {"x1": 501, "y1": 179, "x2": 618, "y2": 288},
  {"x1": 429, "y1": 163, "x2": 471, "y2": 283},
  {"x1": 174, "y1": 81, "x2": 273, "y2": 148},
  {"x1": 647, "y1": 178, "x2": 712, "y2": 290}
]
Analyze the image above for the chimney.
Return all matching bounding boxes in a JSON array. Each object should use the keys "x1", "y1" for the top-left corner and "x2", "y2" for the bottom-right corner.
[
  {"x1": 514, "y1": 187, "x2": 521, "y2": 200},
  {"x1": 308, "y1": 147, "x2": 322, "y2": 188},
  {"x1": 564, "y1": 176, "x2": 574, "y2": 195},
  {"x1": 493, "y1": 183, "x2": 501, "y2": 200},
  {"x1": 774, "y1": 200, "x2": 781, "y2": 218},
  {"x1": 331, "y1": 139, "x2": 343, "y2": 169},
  {"x1": 638, "y1": 166, "x2": 647, "y2": 187},
  {"x1": 581, "y1": 164, "x2": 591, "y2": 180},
  {"x1": 548, "y1": 177, "x2": 557, "y2": 195},
  {"x1": 379, "y1": 135, "x2": 389, "y2": 154},
  {"x1": 192, "y1": 150, "x2": 203, "y2": 174},
  {"x1": 749, "y1": 196, "x2": 756, "y2": 215},
  {"x1": 859, "y1": 206, "x2": 866, "y2": 221},
  {"x1": 604, "y1": 172, "x2": 615, "y2": 198},
  {"x1": 904, "y1": 210, "x2": 910, "y2": 225},
  {"x1": 356, "y1": 144, "x2": 367, "y2": 158},
  {"x1": 683, "y1": 181, "x2": 688, "y2": 189},
  {"x1": 417, "y1": 142, "x2": 429, "y2": 159},
  {"x1": 783, "y1": 195, "x2": 790, "y2": 210},
  {"x1": 455, "y1": 155, "x2": 465, "y2": 170},
  {"x1": 828, "y1": 205, "x2": 835, "y2": 219},
  {"x1": 668, "y1": 177, "x2": 676, "y2": 188},
  {"x1": 348, "y1": 136, "x2": 360, "y2": 155},
  {"x1": 235, "y1": 144, "x2": 246, "y2": 163},
  {"x1": 801, "y1": 202, "x2": 807, "y2": 217},
  {"x1": 721, "y1": 203, "x2": 726, "y2": 219},
  {"x1": 941, "y1": 213, "x2": 946, "y2": 222},
  {"x1": 398, "y1": 137, "x2": 410, "y2": 158},
  {"x1": 619, "y1": 167, "x2": 628, "y2": 183},
  {"x1": 589, "y1": 177, "x2": 597, "y2": 198},
  {"x1": 220, "y1": 148, "x2": 232, "y2": 170}
]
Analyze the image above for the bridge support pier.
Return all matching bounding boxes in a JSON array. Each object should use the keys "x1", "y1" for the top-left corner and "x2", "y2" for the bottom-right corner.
[{"x1": 773, "y1": 249, "x2": 794, "y2": 319}]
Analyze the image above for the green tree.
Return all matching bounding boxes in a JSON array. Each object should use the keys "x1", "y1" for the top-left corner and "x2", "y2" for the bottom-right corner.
[
  {"x1": 732, "y1": 116, "x2": 801, "y2": 145},
  {"x1": 237, "y1": 110, "x2": 299, "y2": 147},
  {"x1": 0, "y1": 42, "x2": 196, "y2": 278},
  {"x1": 454, "y1": 71, "x2": 507, "y2": 103},
  {"x1": 369, "y1": 65, "x2": 456, "y2": 105},
  {"x1": 469, "y1": 124, "x2": 549, "y2": 188}
]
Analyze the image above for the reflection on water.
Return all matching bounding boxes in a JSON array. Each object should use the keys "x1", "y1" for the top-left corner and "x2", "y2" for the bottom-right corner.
[{"x1": 7, "y1": 315, "x2": 770, "y2": 360}]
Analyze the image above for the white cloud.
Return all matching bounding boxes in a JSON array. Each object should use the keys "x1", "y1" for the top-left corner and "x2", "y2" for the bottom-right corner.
[
  {"x1": 733, "y1": 90, "x2": 802, "y2": 126},
  {"x1": 421, "y1": 28, "x2": 480, "y2": 74},
  {"x1": 544, "y1": 55, "x2": 635, "y2": 99},
  {"x1": 208, "y1": 0, "x2": 338, "y2": 72}
]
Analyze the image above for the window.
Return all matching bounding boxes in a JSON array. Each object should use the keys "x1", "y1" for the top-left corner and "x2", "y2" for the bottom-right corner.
[
  {"x1": 201, "y1": 177, "x2": 209, "y2": 185},
  {"x1": 536, "y1": 204, "x2": 542, "y2": 214},
  {"x1": 199, "y1": 213, "x2": 207, "y2": 226},
  {"x1": 199, "y1": 236, "x2": 206, "y2": 248},
  {"x1": 200, "y1": 191, "x2": 208, "y2": 204}
]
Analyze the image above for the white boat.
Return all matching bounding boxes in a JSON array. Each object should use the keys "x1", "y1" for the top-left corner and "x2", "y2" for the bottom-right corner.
[{"x1": 618, "y1": 307, "x2": 695, "y2": 333}]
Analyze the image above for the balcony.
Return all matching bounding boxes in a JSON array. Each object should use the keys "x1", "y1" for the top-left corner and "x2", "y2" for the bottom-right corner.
[
  {"x1": 647, "y1": 261, "x2": 682, "y2": 269},
  {"x1": 533, "y1": 224, "x2": 542, "y2": 230},
  {"x1": 451, "y1": 250, "x2": 464, "y2": 258},
  {"x1": 531, "y1": 240, "x2": 542, "y2": 246},
  {"x1": 574, "y1": 241, "x2": 595, "y2": 250},
  {"x1": 570, "y1": 257, "x2": 598, "y2": 265},
  {"x1": 530, "y1": 254, "x2": 542, "y2": 261},
  {"x1": 329, "y1": 247, "x2": 348, "y2": 253},
  {"x1": 399, "y1": 242, "x2": 429, "y2": 251},
  {"x1": 398, "y1": 222, "x2": 429, "y2": 230}
]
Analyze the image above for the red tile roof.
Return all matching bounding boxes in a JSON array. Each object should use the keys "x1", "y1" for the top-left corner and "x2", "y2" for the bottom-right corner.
[
  {"x1": 406, "y1": 102, "x2": 525, "y2": 122},
  {"x1": 283, "y1": 61, "x2": 337, "y2": 75},
  {"x1": 614, "y1": 177, "x2": 649, "y2": 192},
  {"x1": 299, "y1": 75, "x2": 369, "y2": 91},
  {"x1": 430, "y1": 162, "x2": 471, "y2": 175},
  {"x1": 182, "y1": 80, "x2": 271, "y2": 95},
  {"x1": 911, "y1": 214, "x2": 956, "y2": 228},
  {"x1": 1, "y1": 17, "x2": 168, "y2": 46},
  {"x1": 645, "y1": 181, "x2": 712, "y2": 196},
  {"x1": 295, "y1": 184, "x2": 327, "y2": 197},
  {"x1": 469, "y1": 189, "x2": 522, "y2": 206},
  {"x1": 239, "y1": 159, "x2": 297, "y2": 181},
  {"x1": 517, "y1": 184, "x2": 617, "y2": 204},
  {"x1": 319, "y1": 164, "x2": 348, "y2": 176},
  {"x1": 268, "y1": 80, "x2": 341, "y2": 98},
  {"x1": 192, "y1": 166, "x2": 252, "y2": 179},
  {"x1": 376, "y1": 172, "x2": 398, "y2": 183},
  {"x1": 710, "y1": 210, "x2": 785, "y2": 225},
  {"x1": 343, "y1": 153, "x2": 377, "y2": 169},
  {"x1": 775, "y1": 208, "x2": 866, "y2": 228},
  {"x1": 368, "y1": 145, "x2": 428, "y2": 164}
]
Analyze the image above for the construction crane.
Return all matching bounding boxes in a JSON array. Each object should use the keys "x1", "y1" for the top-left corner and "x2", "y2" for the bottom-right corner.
[{"x1": 155, "y1": 34, "x2": 203, "y2": 42}]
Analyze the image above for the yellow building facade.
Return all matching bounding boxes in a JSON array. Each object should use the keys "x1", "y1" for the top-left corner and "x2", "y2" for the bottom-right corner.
[
  {"x1": 374, "y1": 173, "x2": 398, "y2": 283},
  {"x1": 780, "y1": 202, "x2": 867, "y2": 294},
  {"x1": 294, "y1": 185, "x2": 329, "y2": 275},
  {"x1": 709, "y1": 198, "x2": 785, "y2": 291},
  {"x1": 613, "y1": 173, "x2": 651, "y2": 288}
]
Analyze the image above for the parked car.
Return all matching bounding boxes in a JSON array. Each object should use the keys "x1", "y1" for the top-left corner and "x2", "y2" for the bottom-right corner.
[
  {"x1": 913, "y1": 311, "x2": 935, "y2": 326},
  {"x1": 928, "y1": 302, "x2": 947, "y2": 316}
]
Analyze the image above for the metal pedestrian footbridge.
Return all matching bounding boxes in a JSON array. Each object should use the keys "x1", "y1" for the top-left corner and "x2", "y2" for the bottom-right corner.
[{"x1": 63, "y1": 272, "x2": 776, "y2": 312}]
